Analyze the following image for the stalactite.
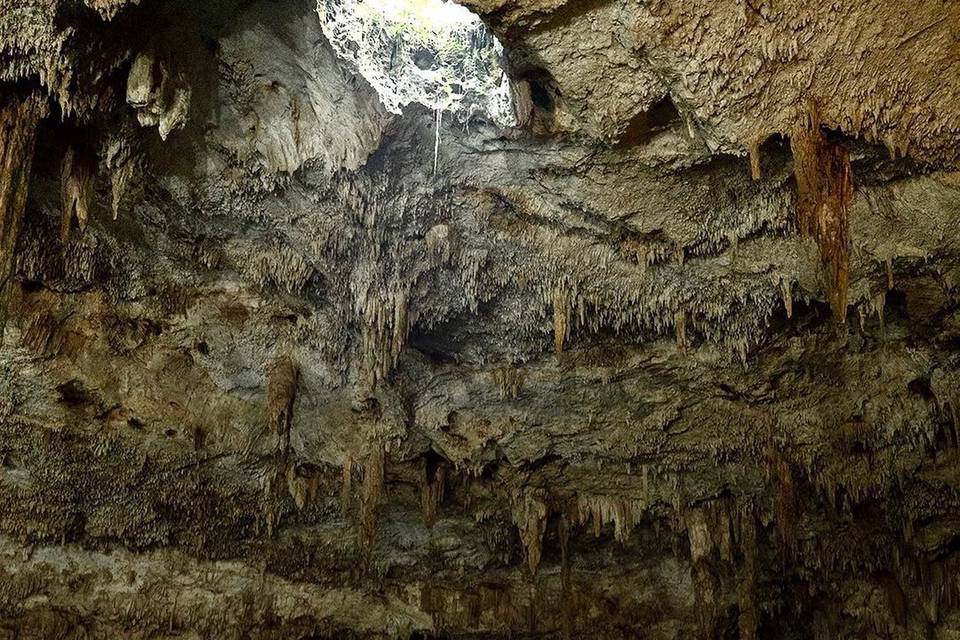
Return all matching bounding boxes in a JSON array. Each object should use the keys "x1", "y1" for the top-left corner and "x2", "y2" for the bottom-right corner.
[
  {"x1": 159, "y1": 86, "x2": 191, "y2": 141},
  {"x1": 857, "y1": 291, "x2": 886, "y2": 332},
  {"x1": 60, "y1": 146, "x2": 96, "y2": 243},
  {"x1": 777, "y1": 276, "x2": 793, "y2": 318},
  {"x1": 126, "y1": 51, "x2": 158, "y2": 110},
  {"x1": 425, "y1": 223, "x2": 454, "y2": 265},
  {"x1": 686, "y1": 508, "x2": 721, "y2": 640},
  {"x1": 244, "y1": 242, "x2": 314, "y2": 295},
  {"x1": 558, "y1": 512, "x2": 572, "y2": 640},
  {"x1": 512, "y1": 490, "x2": 548, "y2": 575},
  {"x1": 790, "y1": 100, "x2": 854, "y2": 325},
  {"x1": 749, "y1": 139, "x2": 762, "y2": 180},
  {"x1": 359, "y1": 444, "x2": 385, "y2": 555},
  {"x1": 491, "y1": 366, "x2": 523, "y2": 400},
  {"x1": 125, "y1": 50, "x2": 191, "y2": 141},
  {"x1": 341, "y1": 455, "x2": 354, "y2": 518},
  {"x1": 714, "y1": 505, "x2": 735, "y2": 564},
  {"x1": 419, "y1": 455, "x2": 446, "y2": 527},
  {"x1": 262, "y1": 356, "x2": 299, "y2": 536},
  {"x1": 576, "y1": 495, "x2": 645, "y2": 544},
  {"x1": 558, "y1": 513, "x2": 571, "y2": 591},
  {"x1": 358, "y1": 285, "x2": 410, "y2": 382},
  {"x1": 618, "y1": 236, "x2": 649, "y2": 277},
  {"x1": 20, "y1": 300, "x2": 67, "y2": 356},
  {"x1": 104, "y1": 136, "x2": 139, "y2": 220},
  {"x1": 266, "y1": 356, "x2": 299, "y2": 454},
  {"x1": 881, "y1": 572, "x2": 908, "y2": 628},
  {"x1": 0, "y1": 91, "x2": 47, "y2": 335},
  {"x1": 286, "y1": 463, "x2": 319, "y2": 511},
  {"x1": 552, "y1": 285, "x2": 572, "y2": 354},
  {"x1": 674, "y1": 310, "x2": 688, "y2": 352},
  {"x1": 931, "y1": 371, "x2": 960, "y2": 449},
  {"x1": 737, "y1": 514, "x2": 759, "y2": 640},
  {"x1": 83, "y1": 0, "x2": 139, "y2": 19},
  {"x1": 764, "y1": 434, "x2": 801, "y2": 549},
  {"x1": 261, "y1": 463, "x2": 287, "y2": 538}
]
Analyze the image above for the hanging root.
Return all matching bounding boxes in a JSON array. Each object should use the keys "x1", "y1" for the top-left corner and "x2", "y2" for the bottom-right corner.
[
  {"x1": 433, "y1": 108, "x2": 442, "y2": 176},
  {"x1": 0, "y1": 91, "x2": 47, "y2": 335},
  {"x1": 790, "y1": 100, "x2": 853, "y2": 325},
  {"x1": 60, "y1": 145, "x2": 96, "y2": 243}
]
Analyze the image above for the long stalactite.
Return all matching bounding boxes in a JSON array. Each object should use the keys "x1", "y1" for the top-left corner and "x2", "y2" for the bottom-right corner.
[
  {"x1": 0, "y1": 90, "x2": 46, "y2": 333},
  {"x1": 790, "y1": 101, "x2": 854, "y2": 325}
]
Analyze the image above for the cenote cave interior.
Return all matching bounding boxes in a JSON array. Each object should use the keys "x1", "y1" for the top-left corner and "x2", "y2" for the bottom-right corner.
[{"x1": 1, "y1": 0, "x2": 960, "y2": 638}]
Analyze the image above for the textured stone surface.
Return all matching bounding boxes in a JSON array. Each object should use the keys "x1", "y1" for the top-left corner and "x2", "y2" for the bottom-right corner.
[{"x1": 0, "y1": 0, "x2": 959, "y2": 638}]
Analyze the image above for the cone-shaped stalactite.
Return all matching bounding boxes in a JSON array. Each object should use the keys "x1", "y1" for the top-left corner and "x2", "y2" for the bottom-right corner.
[
  {"x1": 0, "y1": 90, "x2": 47, "y2": 334},
  {"x1": 60, "y1": 145, "x2": 96, "y2": 244},
  {"x1": 419, "y1": 453, "x2": 446, "y2": 527},
  {"x1": 267, "y1": 355, "x2": 300, "y2": 454},
  {"x1": 513, "y1": 490, "x2": 549, "y2": 576},
  {"x1": 359, "y1": 444, "x2": 385, "y2": 557},
  {"x1": 790, "y1": 101, "x2": 854, "y2": 325},
  {"x1": 737, "y1": 515, "x2": 759, "y2": 640},
  {"x1": 686, "y1": 508, "x2": 722, "y2": 639},
  {"x1": 263, "y1": 355, "x2": 300, "y2": 536}
]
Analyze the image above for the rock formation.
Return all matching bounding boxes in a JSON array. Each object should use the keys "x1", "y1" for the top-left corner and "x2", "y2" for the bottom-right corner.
[{"x1": 0, "y1": 0, "x2": 959, "y2": 637}]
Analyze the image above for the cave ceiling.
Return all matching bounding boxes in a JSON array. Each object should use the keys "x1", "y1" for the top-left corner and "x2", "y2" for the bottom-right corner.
[{"x1": 0, "y1": 0, "x2": 960, "y2": 638}]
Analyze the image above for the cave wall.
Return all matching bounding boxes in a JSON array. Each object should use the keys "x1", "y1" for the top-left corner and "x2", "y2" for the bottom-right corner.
[{"x1": 0, "y1": 0, "x2": 959, "y2": 638}]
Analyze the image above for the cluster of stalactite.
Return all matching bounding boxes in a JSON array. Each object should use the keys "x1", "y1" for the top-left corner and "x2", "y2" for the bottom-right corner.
[
  {"x1": 491, "y1": 366, "x2": 524, "y2": 400},
  {"x1": 125, "y1": 50, "x2": 191, "y2": 141},
  {"x1": 0, "y1": 100, "x2": 148, "y2": 338},
  {"x1": 0, "y1": 91, "x2": 47, "y2": 333},
  {"x1": 287, "y1": 405, "x2": 960, "y2": 637},
  {"x1": 0, "y1": 6, "x2": 193, "y2": 337}
]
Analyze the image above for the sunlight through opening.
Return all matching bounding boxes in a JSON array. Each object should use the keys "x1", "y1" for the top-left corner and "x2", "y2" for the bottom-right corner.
[{"x1": 318, "y1": 0, "x2": 515, "y2": 127}]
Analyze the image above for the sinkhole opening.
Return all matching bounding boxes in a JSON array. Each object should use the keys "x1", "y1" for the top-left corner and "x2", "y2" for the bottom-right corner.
[{"x1": 318, "y1": 0, "x2": 515, "y2": 127}]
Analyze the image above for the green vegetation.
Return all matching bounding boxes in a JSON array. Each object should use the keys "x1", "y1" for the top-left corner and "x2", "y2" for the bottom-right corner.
[
  {"x1": 320, "y1": 0, "x2": 515, "y2": 126},
  {"x1": 354, "y1": 0, "x2": 477, "y2": 40}
]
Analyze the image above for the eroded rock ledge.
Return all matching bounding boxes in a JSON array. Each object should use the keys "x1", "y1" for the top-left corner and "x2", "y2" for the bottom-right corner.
[{"x1": 0, "y1": 0, "x2": 959, "y2": 638}]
